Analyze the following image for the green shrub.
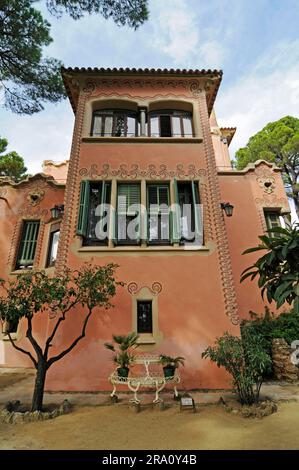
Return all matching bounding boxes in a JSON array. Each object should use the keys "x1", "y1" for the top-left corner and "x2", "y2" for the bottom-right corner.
[
  {"x1": 202, "y1": 327, "x2": 272, "y2": 405},
  {"x1": 243, "y1": 308, "x2": 299, "y2": 355}
]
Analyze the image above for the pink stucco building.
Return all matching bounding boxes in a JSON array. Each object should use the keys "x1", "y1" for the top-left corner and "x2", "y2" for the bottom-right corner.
[{"x1": 0, "y1": 67, "x2": 291, "y2": 391}]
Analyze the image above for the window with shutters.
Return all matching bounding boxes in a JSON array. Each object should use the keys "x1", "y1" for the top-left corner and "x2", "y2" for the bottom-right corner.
[
  {"x1": 91, "y1": 109, "x2": 138, "y2": 137},
  {"x1": 148, "y1": 110, "x2": 193, "y2": 137},
  {"x1": 264, "y1": 210, "x2": 282, "y2": 237},
  {"x1": 77, "y1": 181, "x2": 111, "y2": 246},
  {"x1": 46, "y1": 225, "x2": 60, "y2": 267},
  {"x1": 147, "y1": 184, "x2": 170, "y2": 244},
  {"x1": 16, "y1": 220, "x2": 40, "y2": 269},
  {"x1": 137, "y1": 300, "x2": 153, "y2": 334},
  {"x1": 176, "y1": 181, "x2": 201, "y2": 244},
  {"x1": 117, "y1": 183, "x2": 141, "y2": 245}
]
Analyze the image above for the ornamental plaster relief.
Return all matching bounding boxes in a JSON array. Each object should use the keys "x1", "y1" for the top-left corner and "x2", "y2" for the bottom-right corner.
[
  {"x1": 79, "y1": 163, "x2": 206, "y2": 181},
  {"x1": 127, "y1": 282, "x2": 162, "y2": 296},
  {"x1": 82, "y1": 78, "x2": 208, "y2": 99}
]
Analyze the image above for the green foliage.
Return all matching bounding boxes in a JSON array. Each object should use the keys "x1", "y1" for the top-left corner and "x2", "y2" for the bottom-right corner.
[
  {"x1": 0, "y1": 0, "x2": 65, "y2": 114},
  {"x1": 105, "y1": 331, "x2": 139, "y2": 368},
  {"x1": 0, "y1": 263, "x2": 120, "y2": 324},
  {"x1": 244, "y1": 308, "x2": 299, "y2": 358},
  {"x1": 202, "y1": 328, "x2": 272, "y2": 405},
  {"x1": 0, "y1": 263, "x2": 122, "y2": 411},
  {"x1": 0, "y1": 1, "x2": 148, "y2": 114},
  {"x1": 0, "y1": 136, "x2": 27, "y2": 181},
  {"x1": 235, "y1": 116, "x2": 299, "y2": 214},
  {"x1": 159, "y1": 355, "x2": 185, "y2": 368},
  {"x1": 46, "y1": 0, "x2": 149, "y2": 28},
  {"x1": 241, "y1": 224, "x2": 299, "y2": 311}
]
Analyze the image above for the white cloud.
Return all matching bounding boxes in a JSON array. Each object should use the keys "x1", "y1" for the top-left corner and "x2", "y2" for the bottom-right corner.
[
  {"x1": 1, "y1": 103, "x2": 73, "y2": 175},
  {"x1": 151, "y1": 0, "x2": 226, "y2": 67},
  {"x1": 216, "y1": 40, "x2": 299, "y2": 160}
]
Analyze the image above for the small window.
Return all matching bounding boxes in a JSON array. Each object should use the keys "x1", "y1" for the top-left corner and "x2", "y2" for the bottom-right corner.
[
  {"x1": 149, "y1": 110, "x2": 193, "y2": 137},
  {"x1": 137, "y1": 301, "x2": 153, "y2": 334},
  {"x1": 91, "y1": 109, "x2": 138, "y2": 137},
  {"x1": 2, "y1": 318, "x2": 19, "y2": 335},
  {"x1": 16, "y1": 220, "x2": 40, "y2": 269},
  {"x1": 46, "y1": 227, "x2": 60, "y2": 267},
  {"x1": 264, "y1": 211, "x2": 281, "y2": 236}
]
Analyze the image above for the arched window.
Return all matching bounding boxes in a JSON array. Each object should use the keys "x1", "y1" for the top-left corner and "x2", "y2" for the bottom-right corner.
[
  {"x1": 91, "y1": 109, "x2": 138, "y2": 137},
  {"x1": 148, "y1": 110, "x2": 193, "y2": 137}
]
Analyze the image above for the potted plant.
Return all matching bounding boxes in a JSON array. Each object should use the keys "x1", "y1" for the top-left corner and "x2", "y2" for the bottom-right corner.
[
  {"x1": 159, "y1": 354, "x2": 185, "y2": 378},
  {"x1": 105, "y1": 332, "x2": 139, "y2": 378}
]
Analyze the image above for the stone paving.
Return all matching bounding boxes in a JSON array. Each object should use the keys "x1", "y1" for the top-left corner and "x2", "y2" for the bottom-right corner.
[{"x1": 0, "y1": 367, "x2": 298, "y2": 407}]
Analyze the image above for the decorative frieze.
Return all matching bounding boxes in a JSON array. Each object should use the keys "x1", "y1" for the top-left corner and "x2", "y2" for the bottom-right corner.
[
  {"x1": 83, "y1": 78, "x2": 205, "y2": 99},
  {"x1": 198, "y1": 93, "x2": 239, "y2": 326},
  {"x1": 79, "y1": 163, "x2": 206, "y2": 181}
]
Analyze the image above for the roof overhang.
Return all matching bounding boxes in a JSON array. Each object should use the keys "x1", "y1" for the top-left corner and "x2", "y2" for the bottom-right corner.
[
  {"x1": 61, "y1": 67, "x2": 223, "y2": 115},
  {"x1": 220, "y1": 127, "x2": 236, "y2": 146}
]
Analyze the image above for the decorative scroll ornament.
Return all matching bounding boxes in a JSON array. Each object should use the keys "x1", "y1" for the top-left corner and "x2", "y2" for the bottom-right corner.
[
  {"x1": 79, "y1": 163, "x2": 206, "y2": 181},
  {"x1": 127, "y1": 282, "x2": 162, "y2": 296},
  {"x1": 255, "y1": 167, "x2": 276, "y2": 194},
  {"x1": 26, "y1": 188, "x2": 45, "y2": 206},
  {"x1": 255, "y1": 194, "x2": 288, "y2": 209}
]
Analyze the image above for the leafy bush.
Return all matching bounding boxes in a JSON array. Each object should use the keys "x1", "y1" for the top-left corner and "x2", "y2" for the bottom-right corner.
[
  {"x1": 243, "y1": 308, "x2": 299, "y2": 359},
  {"x1": 202, "y1": 326, "x2": 272, "y2": 405},
  {"x1": 241, "y1": 223, "x2": 299, "y2": 311}
]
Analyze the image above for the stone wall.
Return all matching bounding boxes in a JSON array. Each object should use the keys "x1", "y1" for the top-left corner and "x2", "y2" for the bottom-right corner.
[{"x1": 271, "y1": 338, "x2": 299, "y2": 382}]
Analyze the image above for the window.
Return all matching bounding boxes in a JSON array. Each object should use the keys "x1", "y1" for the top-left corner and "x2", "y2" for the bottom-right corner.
[
  {"x1": 46, "y1": 227, "x2": 60, "y2": 267},
  {"x1": 147, "y1": 184, "x2": 170, "y2": 244},
  {"x1": 91, "y1": 109, "x2": 138, "y2": 137},
  {"x1": 137, "y1": 301, "x2": 153, "y2": 334},
  {"x1": 148, "y1": 110, "x2": 193, "y2": 137},
  {"x1": 117, "y1": 183, "x2": 141, "y2": 245},
  {"x1": 77, "y1": 181, "x2": 111, "y2": 246},
  {"x1": 264, "y1": 211, "x2": 281, "y2": 236},
  {"x1": 176, "y1": 181, "x2": 201, "y2": 244},
  {"x1": 16, "y1": 220, "x2": 40, "y2": 269},
  {"x1": 2, "y1": 318, "x2": 19, "y2": 335}
]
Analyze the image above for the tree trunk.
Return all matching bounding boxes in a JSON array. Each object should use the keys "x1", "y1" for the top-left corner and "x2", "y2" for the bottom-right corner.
[{"x1": 31, "y1": 361, "x2": 47, "y2": 412}]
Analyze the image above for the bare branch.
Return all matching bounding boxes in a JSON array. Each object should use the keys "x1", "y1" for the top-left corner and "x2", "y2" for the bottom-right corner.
[
  {"x1": 47, "y1": 307, "x2": 93, "y2": 368},
  {"x1": 6, "y1": 331, "x2": 37, "y2": 368}
]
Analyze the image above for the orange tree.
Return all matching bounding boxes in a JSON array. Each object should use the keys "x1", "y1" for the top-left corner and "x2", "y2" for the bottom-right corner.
[{"x1": 0, "y1": 264, "x2": 122, "y2": 411}]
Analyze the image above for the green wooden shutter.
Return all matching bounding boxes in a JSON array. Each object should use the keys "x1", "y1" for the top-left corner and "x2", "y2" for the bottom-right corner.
[
  {"x1": 17, "y1": 221, "x2": 40, "y2": 267},
  {"x1": 77, "y1": 180, "x2": 90, "y2": 236},
  {"x1": 171, "y1": 179, "x2": 180, "y2": 244},
  {"x1": 117, "y1": 184, "x2": 141, "y2": 242},
  {"x1": 191, "y1": 181, "x2": 203, "y2": 245}
]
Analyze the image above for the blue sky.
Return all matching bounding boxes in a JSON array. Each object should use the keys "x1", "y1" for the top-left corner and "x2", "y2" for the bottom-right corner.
[{"x1": 1, "y1": 0, "x2": 299, "y2": 173}]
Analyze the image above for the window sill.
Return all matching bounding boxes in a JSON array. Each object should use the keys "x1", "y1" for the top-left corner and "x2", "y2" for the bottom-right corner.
[
  {"x1": 136, "y1": 335, "x2": 156, "y2": 345},
  {"x1": 78, "y1": 245, "x2": 209, "y2": 252},
  {"x1": 10, "y1": 269, "x2": 33, "y2": 275},
  {"x1": 82, "y1": 137, "x2": 202, "y2": 144}
]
